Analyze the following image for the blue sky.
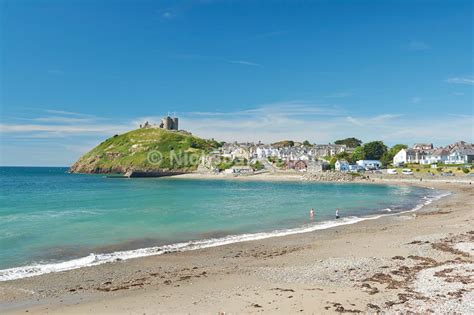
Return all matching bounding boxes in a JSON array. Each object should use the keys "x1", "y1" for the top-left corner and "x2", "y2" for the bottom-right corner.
[{"x1": 0, "y1": 0, "x2": 473, "y2": 166}]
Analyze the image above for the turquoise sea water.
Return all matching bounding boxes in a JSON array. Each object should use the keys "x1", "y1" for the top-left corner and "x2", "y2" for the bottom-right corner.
[{"x1": 0, "y1": 167, "x2": 444, "y2": 280}]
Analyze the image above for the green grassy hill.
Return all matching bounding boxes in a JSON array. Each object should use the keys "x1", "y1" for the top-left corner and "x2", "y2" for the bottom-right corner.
[{"x1": 69, "y1": 128, "x2": 220, "y2": 174}]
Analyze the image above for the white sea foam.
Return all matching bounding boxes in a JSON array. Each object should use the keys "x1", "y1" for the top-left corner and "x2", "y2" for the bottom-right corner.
[{"x1": 0, "y1": 191, "x2": 451, "y2": 282}]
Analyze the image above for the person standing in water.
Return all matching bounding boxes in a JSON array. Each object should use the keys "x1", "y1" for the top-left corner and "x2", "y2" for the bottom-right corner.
[
  {"x1": 310, "y1": 208, "x2": 315, "y2": 219},
  {"x1": 336, "y1": 208, "x2": 340, "y2": 219}
]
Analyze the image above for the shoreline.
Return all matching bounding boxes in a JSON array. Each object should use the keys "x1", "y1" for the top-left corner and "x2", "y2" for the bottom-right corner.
[
  {"x1": 1, "y1": 178, "x2": 472, "y2": 314},
  {"x1": 172, "y1": 170, "x2": 474, "y2": 184},
  {"x1": 0, "y1": 177, "x2": 445, "y2": 282}
]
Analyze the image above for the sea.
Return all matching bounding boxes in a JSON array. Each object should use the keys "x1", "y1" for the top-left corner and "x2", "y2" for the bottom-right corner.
[{"x1": 0, "y1": 167, "x2": 448, "y2": 281}]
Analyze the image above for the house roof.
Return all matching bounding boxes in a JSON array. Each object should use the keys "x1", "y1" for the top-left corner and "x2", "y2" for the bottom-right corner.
[
  {"x1": 357, "y1": 160, "x2": 381, "y2": 163},
  {"x1": 451, "y1": 148, "x2": 474, "y2": 155},
  {"x1": 432, "y1": 148, "x2": 449, "y2": 156}
]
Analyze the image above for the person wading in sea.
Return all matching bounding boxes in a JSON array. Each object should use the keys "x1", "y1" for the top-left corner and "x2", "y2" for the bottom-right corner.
[
  {"x1": 310, "y1": 208, "x2": 315, "y2": 219},
  {"x1": 336, "y1": 208, "x2": 340, "y2": 219}
]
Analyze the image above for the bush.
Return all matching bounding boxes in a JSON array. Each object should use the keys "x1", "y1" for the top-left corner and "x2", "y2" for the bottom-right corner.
[
  {"x1": 251, "y1": 161, "x2": 264, "y2": 171},
  {"x1": 415, "y1": 168, "x2": 420, "y2": 172},
  {"x1": 276, "y1": 159, "x2": 285, "y2": 168},
  {"x1": 437, "y1": 167, "x2": 443, "y2": 172},
  {"x1": 457, "y1": 167, "x2": 461, "y2": 170},
  {"x1": 462, "y1": 168, "x2": 470, "y2": 174},
  {"x1": 217, "y1": 161, "x2": 234, "y2": 171}
]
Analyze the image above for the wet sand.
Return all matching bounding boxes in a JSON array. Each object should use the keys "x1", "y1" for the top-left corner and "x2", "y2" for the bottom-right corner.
[{"x1": 0, "y1": 177, "x2": 473, "y2": 314}]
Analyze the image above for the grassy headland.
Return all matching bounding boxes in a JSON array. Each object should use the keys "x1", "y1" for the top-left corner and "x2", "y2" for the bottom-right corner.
[{"x1": 69, "y1": 128, "x2": 220, "y2": 174}]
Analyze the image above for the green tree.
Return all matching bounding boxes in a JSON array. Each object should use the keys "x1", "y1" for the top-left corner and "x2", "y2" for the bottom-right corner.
[
  {"x1": 351, "y1": 146, "x2": 365, "y2": 161},
  {"x1": 302, "y1": 140, "x2": 311, "y2": 147},
  {"x1": 329, "y1": 157, "x2": 337, "y2": 170},
  {"x1": 334, "y1": 137, "x2": 363, "y2": 148},
  {"x1": 335, "y1": 151, "x2": 353, "y2": 164},
  {"x1": 363, "y1": 141, "x2": 387, "y2": 160}
]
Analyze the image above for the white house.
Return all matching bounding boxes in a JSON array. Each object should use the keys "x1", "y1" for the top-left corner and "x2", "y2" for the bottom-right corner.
[
  {"x1": 419, "y1": 148, "x2": 449, "y2": 165},
  {"x1": 348, "y1": 165, "x2": 360, "y2": 172},
  {"x1": 231, "y1": 147, "x2": 250, "y2": 160},
  {"x1": 393, "y1": 148, "x2": 431, "y2": 165},
  {"x1": 335, "y1": 159, "x2": 350, "y2": 172},
  {"x1": 356, "y1": 160, "x2": 382, "y2": 170},
  {"x1": 393, "y1": 149, "x2": 408, "y2": 166},
  {"x1": 445, "y1": 148, "x2": 474, "y2": 164}
]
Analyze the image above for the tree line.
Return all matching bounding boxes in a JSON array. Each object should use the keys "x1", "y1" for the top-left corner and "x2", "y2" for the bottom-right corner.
[{"x1": 330, "y1": 138, "x2": 407, "y2": 167}]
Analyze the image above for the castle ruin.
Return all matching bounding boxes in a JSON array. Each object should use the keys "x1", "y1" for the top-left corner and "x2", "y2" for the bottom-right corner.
[
  {"x1": 159, "y1": 116, "x2": 179, "y2": 130},
  {"x1": 140, "y1": 115, "x2": 179, "y2": 131}
]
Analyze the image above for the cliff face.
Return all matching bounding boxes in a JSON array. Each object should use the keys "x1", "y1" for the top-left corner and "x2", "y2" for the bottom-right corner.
[{"x1": 69, "y1": 128, "x2": 220, "y2": 174}]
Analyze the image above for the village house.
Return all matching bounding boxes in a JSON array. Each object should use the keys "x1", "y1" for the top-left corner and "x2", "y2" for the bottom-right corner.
[
  {"x1": 393, "y1": 148, "x2": 432, "y2": 165},
  {"x1": 393, "y1": 148, "x2": 411, "y2": 165},
  {"x1": 335, "y1": 159, "x2": 350, "y2": 172},
  {"x1": 446, "y1": 147, "x2": 474, "y2": 164},
  {"x1": 393, "y1": 141, "x2": 473, "y2": 166},
  {"x1": 412, "y1": 143, "x2": 433, "y2": 150},
  {"x1": 356, "y1": 160, "x2": 382, "y2": 170},
  {"x1": 307, "y1": 160, "x2": 328, "y2": 173},
  {"x1": 419, "y1": 148, "x2": 449, "y2": 165},
  {"x1": 312, "y1": 144, "x2": 352, "y2": 157}
]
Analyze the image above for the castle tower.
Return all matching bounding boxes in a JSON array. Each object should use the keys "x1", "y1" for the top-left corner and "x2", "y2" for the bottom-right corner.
[
  {"x1": 172, "y1": 117, "x2": 178, "y2": 130},
  {"x1": 162, "y1": 116, "x2": 172, "y2": 130}
]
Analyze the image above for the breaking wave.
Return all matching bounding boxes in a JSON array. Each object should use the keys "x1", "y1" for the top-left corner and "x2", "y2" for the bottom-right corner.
[{"x1": 0, "y1": 191, "x2": 451, "y2": 282}]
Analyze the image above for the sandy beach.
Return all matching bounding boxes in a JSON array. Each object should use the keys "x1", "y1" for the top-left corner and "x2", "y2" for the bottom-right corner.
[{"x1": 0, "y1": 175, "x2": 473, "y2": 314}]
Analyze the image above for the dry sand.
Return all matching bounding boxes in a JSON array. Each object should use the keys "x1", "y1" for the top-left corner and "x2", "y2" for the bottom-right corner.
[{"x1": 0, "y1": 176, "x2": 473, "y2": 314}]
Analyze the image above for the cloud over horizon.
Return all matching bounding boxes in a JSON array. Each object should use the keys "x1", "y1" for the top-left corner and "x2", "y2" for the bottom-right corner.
[
  {"x1": 1, "y1": 104, "x2": 473, "y2": 166},
  {"x1": 445, "y1": 76, "x2": 474, "y2": 85}
]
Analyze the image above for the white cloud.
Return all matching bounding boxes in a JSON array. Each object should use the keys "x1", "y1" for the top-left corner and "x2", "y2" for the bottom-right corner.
[
  {"x1": 2, "y1": 105, "x2": 473, "y2": 167},
  {"x1": 0, "y1": 123, "x2": 129, "y2": 135},
  {"x1": 45, "y1": 109, "x2": 95, "y2": 117},
  {"x1": 179, "y1": 104, "x2": 472, "y2": 145},
  {"x1": 188, "y1": 101, "x2": 343, "y2": 118},
  {"x1": 161, "y1": 11, "x2": 176, "y2": 19},
  {"x1": 225, "y1": 60, "x2": 262, "y2": 67},
  {"x1": 172, "y1": 54, "x2": 262, "y2": 67},
  {"x1": 346, "y1": 116, "x2": 363, "y2": 127},
  {"x1": 446, "y1": 76, "x2": 474, "y2": 85},
  {"x1": 32, "y1": 116, "x2": 99, "y2": 124},
  {"x1": 0, "y1": 110, "x2": 131, "y2": 138}
]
